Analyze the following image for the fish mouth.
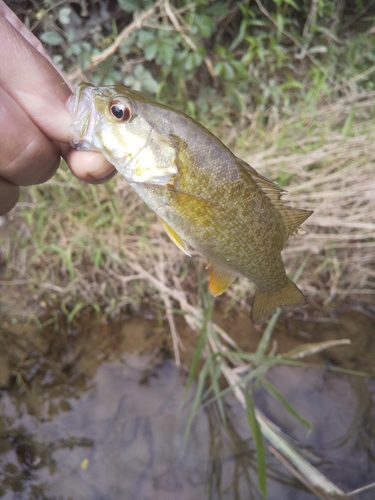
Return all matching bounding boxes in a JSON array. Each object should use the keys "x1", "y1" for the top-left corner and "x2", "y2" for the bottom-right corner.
[{"x1": 69, "y1": 83, "x2": 99, "y2": 151}]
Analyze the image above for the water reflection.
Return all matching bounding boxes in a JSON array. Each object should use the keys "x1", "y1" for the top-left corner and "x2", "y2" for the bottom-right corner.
[{"x1": 0, "y1": 311, "x2": 374, "y2": 499}]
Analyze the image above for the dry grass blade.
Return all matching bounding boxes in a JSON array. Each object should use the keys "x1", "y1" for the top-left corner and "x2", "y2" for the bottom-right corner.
[
  {"x1": 282, "y1": 339, "x2": 351, "y2": 360},
  {"x1": 346, "y1": 481, "x2": 375, "y2": 497},
  {"x1": 268, "y1": 447, "x2": 349, "y2": 500}
]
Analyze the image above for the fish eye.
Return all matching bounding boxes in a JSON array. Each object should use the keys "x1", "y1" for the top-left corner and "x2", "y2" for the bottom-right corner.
[{"x1": 109, "y1": 100, "x2": 131, "y2": 122}]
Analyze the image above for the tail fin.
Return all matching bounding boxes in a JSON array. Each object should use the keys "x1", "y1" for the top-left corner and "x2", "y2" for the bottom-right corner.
[{"x1": 251, "y1": 279, "x2": 306, "y2": 325}]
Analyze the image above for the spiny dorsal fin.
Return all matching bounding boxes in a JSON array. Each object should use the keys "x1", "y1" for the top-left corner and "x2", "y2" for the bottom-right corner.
[
  {"x1": 280, "y1": 208, "x2": 312, "y2": 238},
  {"x1": 237, "y1": 159, "x2": 313, "y2": 237}
]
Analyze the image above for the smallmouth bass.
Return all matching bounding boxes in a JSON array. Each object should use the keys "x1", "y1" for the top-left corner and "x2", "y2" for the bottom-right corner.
[{"x1": 70, "y1": 83, "x2": 313, "y2": 324}]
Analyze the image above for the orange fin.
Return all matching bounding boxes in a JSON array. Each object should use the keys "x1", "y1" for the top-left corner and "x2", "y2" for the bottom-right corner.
[
  {"x1": 207, "y1": 261, "x2": 237, "y2": 296},
  {"x1": 237, "y1": 159, "x2": 313, "y2": 237},
  {"x1": 157, "y1": 217, "x2": 191, "y2": 256},
  {"x1": 251, "y1": 279, "x2": 306, "y2": 325}
]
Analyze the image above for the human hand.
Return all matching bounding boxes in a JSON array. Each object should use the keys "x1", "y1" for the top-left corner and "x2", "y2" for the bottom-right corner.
[{"x1": 0, "y1": 1, "x2": 116, "y2": 215}]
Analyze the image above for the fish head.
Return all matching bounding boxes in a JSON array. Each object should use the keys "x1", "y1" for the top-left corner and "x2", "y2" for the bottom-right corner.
[{"x1": 69, "y1": 83, "x2": 177, "y2": 184}]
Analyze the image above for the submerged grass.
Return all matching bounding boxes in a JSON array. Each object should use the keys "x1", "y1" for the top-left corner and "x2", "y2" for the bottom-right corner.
[
  {"x1": 245, "y1": 391, "x2": 267, "y2": 498},
  {"x1": 177, "y1": 263, "x2": 362, "y2": 496}
]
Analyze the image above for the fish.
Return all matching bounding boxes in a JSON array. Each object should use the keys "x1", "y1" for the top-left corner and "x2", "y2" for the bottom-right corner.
[{"x1": 69, "y1": 83, "x2": 313, "y2": 324}]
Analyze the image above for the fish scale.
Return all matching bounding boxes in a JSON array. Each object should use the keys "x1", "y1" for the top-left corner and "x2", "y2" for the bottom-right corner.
[{"x1": 70, "y1": 83, "x2": 313, "y2": 324}]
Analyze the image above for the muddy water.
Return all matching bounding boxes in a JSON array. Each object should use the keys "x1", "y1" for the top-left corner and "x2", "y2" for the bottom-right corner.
[{"x1": 0, "y1": 301, "x2": 375, "y2": 500}]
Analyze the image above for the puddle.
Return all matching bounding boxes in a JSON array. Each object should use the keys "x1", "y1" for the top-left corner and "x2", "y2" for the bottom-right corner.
[{"x1": 0, "y1": 304, "x2": 375, "y2": 499}]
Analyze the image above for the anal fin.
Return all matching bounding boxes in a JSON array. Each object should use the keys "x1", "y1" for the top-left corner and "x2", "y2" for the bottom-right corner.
[
  {"x1": 207, "y1": 261, "x2": 237, "y2": 296},
  {"x1": 157, "y1": 217, "x2": 191, "y2": 256}
]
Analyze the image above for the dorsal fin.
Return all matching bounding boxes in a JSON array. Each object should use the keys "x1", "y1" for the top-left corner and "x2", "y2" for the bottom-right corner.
[
  {"x1": 279, "y1": 208, "x2": 312, "y2": 238},
  {"x1": 237, "y1": 159, "x2": 313, "y2": 237}
]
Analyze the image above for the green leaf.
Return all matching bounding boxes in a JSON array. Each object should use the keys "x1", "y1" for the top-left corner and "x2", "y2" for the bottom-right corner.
[
  {"x1": 208, "y1": 2, "x2": 228, "y2": 17},
  {"x1": 183, "y1": 360, "x2": 209, "y2": 447},
  {"x1": 134, "y1": 65, "x2": 159, "y2": 94},
  {"x1": 255, "y1": 309, "x2": 281, "y2": 358},
  {"x1": 144, "y1": 41, "x2": 158, "y2": 61},
  {"x1": 229, "y1": 18, "x2": 248, "y2": 53},
  {"x1": 245, "y1": 392, "x2": 267, "y2": 497},
  {"x1": 342, "y1": 109, "x2": 354, "y2": 136},
  {"x1": 262, "y1": 380, "x2": 312, "y2": 429},
  {"x1": 124, "y1": 65, "x2": 159, "y2": 94},
  {"x1": 119, "y1": 32, "x2": 137, "y2": 55},
  {"x1": 58, "y1": 6, "x2": 71, "y2": 25},
  {"x1": 66, "y1": 43, "x2": 81, "y2": 57},
  {"x1": 67, "y1": 303, "x2": 85, "y2": 324},
  {"x1": 156, "y1": 39, "x2": 176, "y2": 67},
  {"x1": 184, "y1": 52, "x2": 203, "y2": 71},
  {"x1": 213, "y1": 61, "x2": 224, "y2": 76},
  {"x1": 222, "y1": 61, "x2": 235, "y2": 80},
  {"x1": 197, "y1": 15, "x2": 215, "y2": 38},
  {"x1": 284, "y1": 0, "x2": 300, "y2": 10},
  {"x1": 40, "y1": 31, "x2": 64, "y2": 46},
  {"x1": 117, "y1": 0, "x2": 139, "y2": 13},
  {"x1": 137, "y1": 30, "x2": 155, "y2": 48},
  {"x1": 186, "y1": 320, "x2": 208, "y2": 390}
]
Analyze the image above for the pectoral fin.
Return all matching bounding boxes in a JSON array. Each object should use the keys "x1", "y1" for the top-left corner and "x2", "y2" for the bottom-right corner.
[
  {"x1": 157, "y1": 217, "x2": 191, "y2": 256},
  {"x1": 206, "y1": 261, "x2": 237, "y2": 296},
  {"x1": 167, "y1": 185, "x2": 219, "y2": 227}
]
